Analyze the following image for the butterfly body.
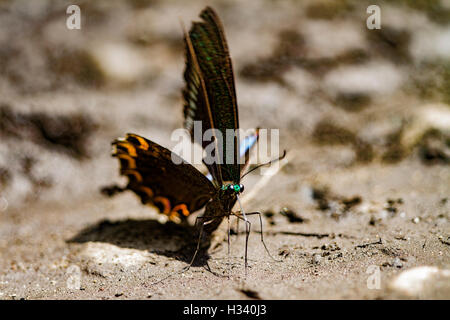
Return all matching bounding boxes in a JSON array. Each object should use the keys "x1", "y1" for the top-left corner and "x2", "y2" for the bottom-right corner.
[
  {"x1": 201, "y1": 182, "x2": 247, "y2": 233},
  {"x1": 201, "y1": 192, "x2": 234, "y2": 234}
]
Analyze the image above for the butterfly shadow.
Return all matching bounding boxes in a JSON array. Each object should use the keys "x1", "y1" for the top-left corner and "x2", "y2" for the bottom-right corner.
[{"x1": 67, "y1": 218, "x2": 214, "y2": 269}]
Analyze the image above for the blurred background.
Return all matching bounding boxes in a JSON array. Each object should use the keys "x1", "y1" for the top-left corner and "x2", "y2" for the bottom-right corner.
[{"x1": 0, "y1": 0, "x2": 448, "y2": 299}]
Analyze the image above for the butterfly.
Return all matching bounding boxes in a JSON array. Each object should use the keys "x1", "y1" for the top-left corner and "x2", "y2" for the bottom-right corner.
[{"x1": 111, "y1": 7, "x2": 283, "y2": 273}]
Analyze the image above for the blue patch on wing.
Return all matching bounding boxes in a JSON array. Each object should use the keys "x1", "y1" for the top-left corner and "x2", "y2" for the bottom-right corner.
[{"x1": 206, "y1": 133, "x2": 258, "y2": 181}]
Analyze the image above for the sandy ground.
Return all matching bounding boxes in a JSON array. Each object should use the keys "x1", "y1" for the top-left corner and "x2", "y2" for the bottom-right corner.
[{"x1": 0, "y1": 0, "x2": 449, "y2": 299}]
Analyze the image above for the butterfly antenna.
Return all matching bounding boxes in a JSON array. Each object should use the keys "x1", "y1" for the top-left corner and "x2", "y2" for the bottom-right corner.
[{"x1": 240, "y1": 150, "x2": 287, "y2": 180}]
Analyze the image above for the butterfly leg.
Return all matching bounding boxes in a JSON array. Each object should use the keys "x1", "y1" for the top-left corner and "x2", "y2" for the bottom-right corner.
[
  {"x1": 233, "y1": 211, "x2": 282, "y2": 263},
  {"x1": 226, "y1": 215, "x2": 233, "y2": 274},
  {"x1": 185, "y1": 217, "x2": 217, "y2": 271},
  {"x1": 244, "y1": 218, "x2": 250, "y2": 276},
  {"x1": 231, "y1": 212, "x2": 251, "y2": 276},
  {"x1": 150, "y1": 218, "x2": 217, "y2": 286},
  {"x1": 227, "y1": 215, "x2": 231, "y2": 256}
]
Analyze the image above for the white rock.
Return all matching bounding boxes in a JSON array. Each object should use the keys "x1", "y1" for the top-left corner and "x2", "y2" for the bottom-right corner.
[
  {"x1": 88, "y1": 42, "x2": 149, "y2": 84},
  {"x1": 303, "y1": 20, "x2": 366, "y2": 58},
  {"x1": 79, "y1": 242, "x2": 155, "y2": 277},
  {"x1": 411, "y1": 26, "x2": 450, "y2": 61},
  {"x1": 390, "y1": 266, "x2": 450, "y2": 297},
  {"x1": 323, "y1": 61, "x2": 404, "y2": 96},
  {"x1": 401, "y1": 104, "x2": 450, "y2": 149}
]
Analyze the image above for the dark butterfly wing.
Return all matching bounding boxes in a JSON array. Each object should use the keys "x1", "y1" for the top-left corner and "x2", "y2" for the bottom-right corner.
[
  {"x1": 183, "y1": 6, "x2": 240, "y2": 184},
  {"x1": 112, "y1": 133, "x2": 215, "y2": 222},
  {"x1": 183, "y1": 23, "x2": 222, "y2": 186}
]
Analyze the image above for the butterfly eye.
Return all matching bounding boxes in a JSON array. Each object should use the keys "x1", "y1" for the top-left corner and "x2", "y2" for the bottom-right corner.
[
  {"x1": 239, "y1": 184, "x2": 244, "y2": 193},
  {"x1": 227, "y1": 184, "x2": 235, "y2": 192}
]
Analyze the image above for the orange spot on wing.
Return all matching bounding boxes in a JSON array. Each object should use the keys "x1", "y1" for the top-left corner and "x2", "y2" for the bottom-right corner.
[
  {"x1": 122, "y1": 169, "x2": 143, "y2": 183},
  {"x1": 116, "y1": 141, "x2": 137, "y2": 157},
  {"x1": 117, "y1": 154, "x2": 136, "y2": 169},
  {"x1": 154, "y1": 196, "x2": 171, "y2": 215},
  {"x1": 137, "y1": 186, "x2": 154, "y2": 199},
  {"x1": 169, "y1": 211, "x2": 181, "y2": 223},
  {"x1": 127, "y1": 134, "x2": 149, "y2": 150},
  {"x1": 172, "y1": 204, "x2": 190, "y2": 217}
]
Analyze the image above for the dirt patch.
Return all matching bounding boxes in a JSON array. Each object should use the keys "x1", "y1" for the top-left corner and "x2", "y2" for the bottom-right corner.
[{"x1": 0, "y1": 104, "x2": 97, "y2": 159}]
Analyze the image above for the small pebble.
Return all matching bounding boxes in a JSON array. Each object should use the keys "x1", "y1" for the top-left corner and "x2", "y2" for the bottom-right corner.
[
  {"x1": 412, "y1": 217, "x2": 420, "y2": 224},
  {"x1": 312, "y1": 254, "x2": 322, "y2": 264},
  {"x1": 393, "y1": 257, "x2": 403, "y2": 268}
]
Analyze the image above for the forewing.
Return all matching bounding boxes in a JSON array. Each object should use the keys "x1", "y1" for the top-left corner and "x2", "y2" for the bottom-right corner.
[{"x1": 183, "y1": 6, "x2": 240, "y2": 183}]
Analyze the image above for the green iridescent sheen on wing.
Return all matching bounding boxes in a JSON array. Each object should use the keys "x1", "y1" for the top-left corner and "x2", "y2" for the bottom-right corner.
[{"x1": 182, "y1": 6, "x2": 240, "y2": 184}]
